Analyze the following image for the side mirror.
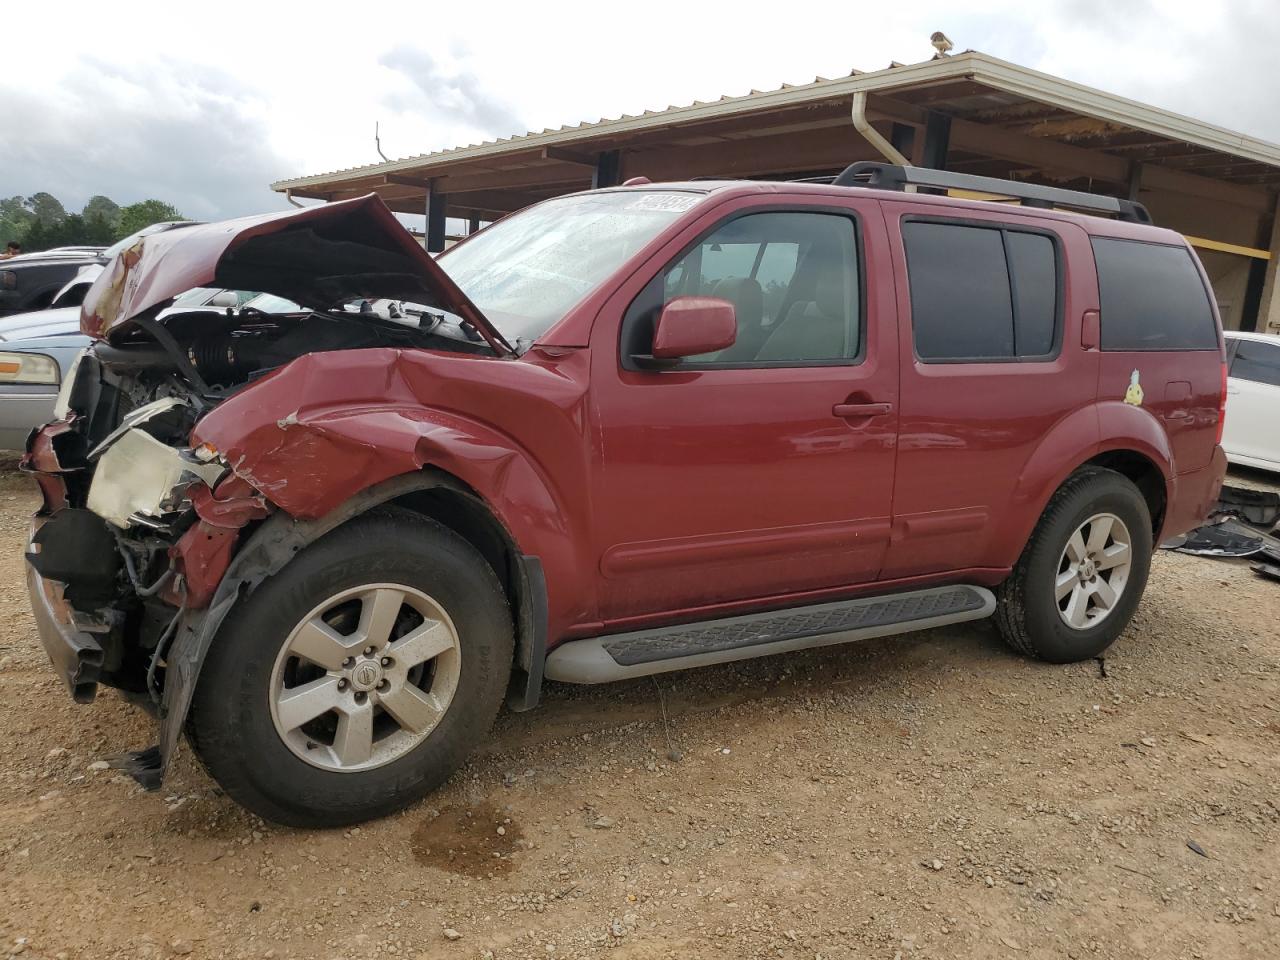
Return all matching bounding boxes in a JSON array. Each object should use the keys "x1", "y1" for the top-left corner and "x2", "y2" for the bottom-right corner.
[
  {"x1": 208, "y1": 290, "x2": 238, "y2": 308},
  {"x1": 651, "y1": 296, "x2": 737, "y2": 361}
]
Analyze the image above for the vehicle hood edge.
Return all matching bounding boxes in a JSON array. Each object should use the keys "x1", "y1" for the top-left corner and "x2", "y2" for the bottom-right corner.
[{"x1": 79, "y1": 194, "x2": 514, "y2": 355}]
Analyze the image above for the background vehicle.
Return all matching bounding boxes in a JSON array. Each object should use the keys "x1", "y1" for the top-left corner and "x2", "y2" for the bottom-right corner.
[
  {"x1": 1223, "y1": 330, "x2": 1280, "y2": 473},
  {"x1": 0, "y1": 331, "x2": 84, "y2": 450},
  {"x1": 0, "y1": 288, "x2": 257, "y2": 450},
  {"x1": 0, "y1": 248, "x2": 106, "y2": 316},
  {"x1": 23, "y1": 166, "x2": 1227, "y2": 827}
]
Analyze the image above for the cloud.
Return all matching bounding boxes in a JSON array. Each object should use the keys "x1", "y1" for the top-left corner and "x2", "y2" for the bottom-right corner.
[
  {"x1": 378, "y1": 46, "x2": 526, "y2": 142},
  {"x1": 0, "y1": 57, "x2": 297, "y2": 221},
  {"x1": 1000, "y1": 0, "x2": 1280, "y2": 143}
]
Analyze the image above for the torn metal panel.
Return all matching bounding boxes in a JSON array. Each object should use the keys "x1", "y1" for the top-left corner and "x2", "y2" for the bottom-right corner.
[
  {"x1": 1171, "y1": 519, "x2": 1265, "y2": 557},
  {"x1": 1252, "y1": 561, "x2": 1280, "y2": 584},
  {"x1": 160, "y1": 478, "x2": 270, "y2": 609},
  {"x1": 86, "y1": 397, "x2": 186, "y2": 460},
  {"x1": 86, "y1": 429, "x2": 225, "y2": 528},
  {"x1": 164, "y1": 523, "x2": 240, "y2": 610},
  {"x1": 1213, "y1": 484, "x2": 1280, "y2": 532},
  {"x1": 79, "y1": 193, "x2": 513, "y2": 356},
  {"x1": 22, "y1": 414, "x2": 83, "y2": 475}
]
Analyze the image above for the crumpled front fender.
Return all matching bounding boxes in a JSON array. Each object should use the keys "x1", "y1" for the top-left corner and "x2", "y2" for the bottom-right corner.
[{"x1": 190, "y1": 346, "x2": 594, "y2": 634}]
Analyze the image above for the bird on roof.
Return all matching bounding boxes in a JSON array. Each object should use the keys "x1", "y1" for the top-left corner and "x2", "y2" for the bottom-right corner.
[{"x1": 931, "y1": 31, "x2": 954, "y2": 58}]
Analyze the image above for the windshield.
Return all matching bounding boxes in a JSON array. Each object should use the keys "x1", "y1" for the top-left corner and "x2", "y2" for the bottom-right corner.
[{"x1": 436, "y1": 190, "x2": 703, "y2": 342}]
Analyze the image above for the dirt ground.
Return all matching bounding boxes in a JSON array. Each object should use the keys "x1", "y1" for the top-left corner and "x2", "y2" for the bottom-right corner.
[{"x1": 1, "y1": 464, "x2": 1278, "y2": 960}]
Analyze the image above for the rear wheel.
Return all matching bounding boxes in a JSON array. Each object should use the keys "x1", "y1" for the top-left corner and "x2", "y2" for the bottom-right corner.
[
  {"x1": 187, "y1": 508, "x2": 513, "y2": 827},
  {"x1": 995, "y1": 468, "x2": 1153, "y2": 663}
]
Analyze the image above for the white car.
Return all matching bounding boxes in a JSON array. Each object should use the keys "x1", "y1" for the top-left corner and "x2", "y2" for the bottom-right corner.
[{"x1": 1223, "y1": 330, "x2": 1280, "y2": 473}]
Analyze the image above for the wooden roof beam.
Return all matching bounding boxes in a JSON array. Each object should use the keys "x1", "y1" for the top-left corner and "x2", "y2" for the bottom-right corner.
[
  {"x1": 436, "y1": 166, "x2": 593, "y2": 194},
  {"x1": 541, "y1": 146, "x2": 598, "y2": 167}
]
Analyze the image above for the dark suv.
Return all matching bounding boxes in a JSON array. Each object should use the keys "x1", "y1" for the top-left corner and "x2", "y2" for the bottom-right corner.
[
  {"x1": 0, "y1": 247, "x2": 104, "y2": 316},
  {"x1": 24, "y1": 163, "x2": 1227, "y2": 826}
]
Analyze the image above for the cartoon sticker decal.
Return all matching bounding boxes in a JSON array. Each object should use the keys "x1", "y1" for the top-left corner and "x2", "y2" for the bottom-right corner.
[{"x1": 1123, "y1": 369, "x2": 1144, "y2": 406}]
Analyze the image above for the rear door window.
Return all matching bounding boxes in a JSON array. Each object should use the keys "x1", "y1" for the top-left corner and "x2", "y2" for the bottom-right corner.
[
  {"x1": 1091, "y1": 238, "x2": 1218, "y2": 350},
  {"x1": 902, "y1": 220, "x2": 1060, "y2": 362}
]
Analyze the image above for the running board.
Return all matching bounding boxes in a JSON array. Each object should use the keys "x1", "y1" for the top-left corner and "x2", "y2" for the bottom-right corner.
[{"x1": 544, "y1": 584, "x2": 996, "y2": 684}]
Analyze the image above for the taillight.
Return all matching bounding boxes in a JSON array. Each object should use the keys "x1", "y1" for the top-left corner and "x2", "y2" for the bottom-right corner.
[{"x1": 1215, "y1": 361, "x2": 1228, "y2": 445}]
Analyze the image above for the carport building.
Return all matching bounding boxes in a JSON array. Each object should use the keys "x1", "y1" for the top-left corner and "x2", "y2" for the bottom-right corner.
[{"x1": 273, "y1": 50, "x2": 1280, "y2": 334}]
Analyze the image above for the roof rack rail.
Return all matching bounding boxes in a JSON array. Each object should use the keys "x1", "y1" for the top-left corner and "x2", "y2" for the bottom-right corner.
[{"x1": 831, "y1": 162, "x2": 1153, "y2": 225}]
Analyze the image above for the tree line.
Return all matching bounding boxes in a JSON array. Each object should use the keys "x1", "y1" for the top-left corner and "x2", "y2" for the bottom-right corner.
[{"x1": 1, "y1": 193, "x2": 187, "y2": 253}]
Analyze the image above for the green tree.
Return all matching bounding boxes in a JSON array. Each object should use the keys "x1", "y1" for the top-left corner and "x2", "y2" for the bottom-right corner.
[
  {"x1": 54, "y1": 214, "x2": 88, "y2": 247},
  {"x1": 27, "y1": 192, "x2": 66, "y2": 227},
  {"x1": 116, "y1": 200, "x2": 186, "y2": 239},
  {"x1": 82, "y1": 195, "x2": 121, "y2": 231},
  {"x1": 0, "y1": 196, "x2": 33, "y2": 246},
  {"x1": 83, "y1": 213, "x2": 117, "y2": 246},
  {"x1": 20, "y1": 218, "x2": 50, "y2": 251}
]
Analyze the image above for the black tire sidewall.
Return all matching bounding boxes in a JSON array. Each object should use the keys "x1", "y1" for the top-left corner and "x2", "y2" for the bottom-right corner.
[
  {"x1": 1017, "y1": 474, "x2": 1153, "y2": 664},
  {"x1": 188, "y1": 509, "x2": 513, "y2": 827}
]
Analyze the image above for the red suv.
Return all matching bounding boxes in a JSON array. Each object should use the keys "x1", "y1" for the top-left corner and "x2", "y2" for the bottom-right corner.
[{"x1": 24, "y1": 163, "x2": 1227, "y2": 826}]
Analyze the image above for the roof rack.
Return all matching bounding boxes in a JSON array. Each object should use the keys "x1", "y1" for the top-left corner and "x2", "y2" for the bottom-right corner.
[{"x1": 831, "y1": 162, "x2": 1153, "y2": 224}]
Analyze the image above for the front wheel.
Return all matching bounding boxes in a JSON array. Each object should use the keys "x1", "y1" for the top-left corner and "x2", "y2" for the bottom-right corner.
[
  {"x1": 995, "y1": 467, "x2": 1153, "y2": 664},
  {"x1": 187, "y1": 508, "x2": 513, "y2": 827}
]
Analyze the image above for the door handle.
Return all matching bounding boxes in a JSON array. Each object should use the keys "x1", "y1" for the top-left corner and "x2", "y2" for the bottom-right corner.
[{"x1": 833, "y1": 402, "x2": 892, "y2": 419}]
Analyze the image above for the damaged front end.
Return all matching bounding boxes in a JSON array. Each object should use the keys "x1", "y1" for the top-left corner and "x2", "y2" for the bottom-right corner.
[
  {"x1": 25, "y1": 378, "x2": 268, "y2": 710},
  {"x1": 22, "y1": 194, "x2": 511, "y2": 788}
]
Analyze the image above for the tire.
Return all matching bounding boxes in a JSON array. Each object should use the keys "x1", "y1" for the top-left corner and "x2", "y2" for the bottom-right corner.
[
  {"x1": 995, "y1": 467, "x2": 1153, "y2": 664},
  {"x1": 187, "y1": 508, "x2": 513, "y2": 827}
]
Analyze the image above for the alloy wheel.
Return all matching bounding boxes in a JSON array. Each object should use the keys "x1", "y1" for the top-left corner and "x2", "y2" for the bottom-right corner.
[
  {"x1": 1054, "y1": 512, "x2": 1133, "y2": 630},
  {"x1": 268, "y1": 583, "x2": 461, "y2": 772}
]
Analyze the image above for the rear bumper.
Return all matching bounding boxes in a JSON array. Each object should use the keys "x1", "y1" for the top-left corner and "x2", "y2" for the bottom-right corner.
[
  {"x1": 1162, "y1": 445, "x2": 1228, "y2": 542},
  {"x1": 25, "y1": 536, "x2": 105, "y2": 704}
]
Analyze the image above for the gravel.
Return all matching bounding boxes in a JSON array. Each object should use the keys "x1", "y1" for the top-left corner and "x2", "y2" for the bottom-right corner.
[{"x1": 0, "y1": 463, "x2": 1278, "y2": 958}]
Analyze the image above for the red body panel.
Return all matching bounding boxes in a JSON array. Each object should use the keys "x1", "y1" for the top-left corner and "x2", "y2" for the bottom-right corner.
[
  {"x1": 587, "y1": 193, "x2": 898, "y2": 619},
  {"x1": 166, "y1": 182, "x2": 1225, "y2": 647},
  {"x1": 190, "y1": 346, "x2": 598, "y2": 640}
]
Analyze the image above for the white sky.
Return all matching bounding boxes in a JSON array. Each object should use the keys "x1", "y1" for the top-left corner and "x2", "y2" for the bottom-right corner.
[{"x1": 2, "y1": 0, "x2": 1277, "y2": 221}]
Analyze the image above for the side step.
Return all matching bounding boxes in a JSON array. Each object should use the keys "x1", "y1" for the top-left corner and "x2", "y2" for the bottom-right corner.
[{"x1": 544, "y1": 584, "x2": 996, "y2": 684}]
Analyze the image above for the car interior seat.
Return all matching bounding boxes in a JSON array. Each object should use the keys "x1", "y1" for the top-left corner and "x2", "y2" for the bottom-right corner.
[{"x1": 755, "y1": 272, "x2": 849, "y2": 361}]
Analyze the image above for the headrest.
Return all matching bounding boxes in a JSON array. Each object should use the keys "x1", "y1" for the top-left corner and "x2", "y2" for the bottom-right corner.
[{"x1": 712, "y1": 276, "x2": 763, "y2": 309}]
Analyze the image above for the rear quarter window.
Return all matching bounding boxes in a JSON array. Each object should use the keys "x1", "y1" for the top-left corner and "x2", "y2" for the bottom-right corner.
[
  {"x1": 1091, "y1": 238, "x2": 1218, "y2": 350},
  {"x1": 1230, "y1": 338, "x2": 1280, "y2": 388}
]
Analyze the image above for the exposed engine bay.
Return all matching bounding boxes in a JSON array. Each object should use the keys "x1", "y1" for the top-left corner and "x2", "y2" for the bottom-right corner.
[{"x1": 26, "y1": 304, "x2": 491, "y2": 704}]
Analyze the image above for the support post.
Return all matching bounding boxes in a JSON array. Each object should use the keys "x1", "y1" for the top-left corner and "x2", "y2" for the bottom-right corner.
[
  {"x1": 889, "y1": 123, "x2": 916, "y2": 162},
  {"x1": 1127, "y1": 162, "x2": 1144, "y2": 202},
  {"x1": 920, "y1": 111, "x2": 951, "y2": 170},
  {"x1": 467, "y1": 215, "x2": 480, "y2": 235},
  {"x1": 592, "y1": 150, "x2": 621, "y2": 189},
  {"x1": 1254, "y1": 196, "x2": 1280, "y2": 334},
  {"x1": 1240, "y1": 260, "x2": 1267, "y2": 333},
  {"x1": 425, "y1": 180, "x2": 446, "y2": 253}
]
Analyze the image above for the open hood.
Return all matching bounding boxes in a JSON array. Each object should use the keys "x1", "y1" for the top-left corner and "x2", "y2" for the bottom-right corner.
[{"x1": 80, "y1": 194, "x2": 513, "y2": 355}]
